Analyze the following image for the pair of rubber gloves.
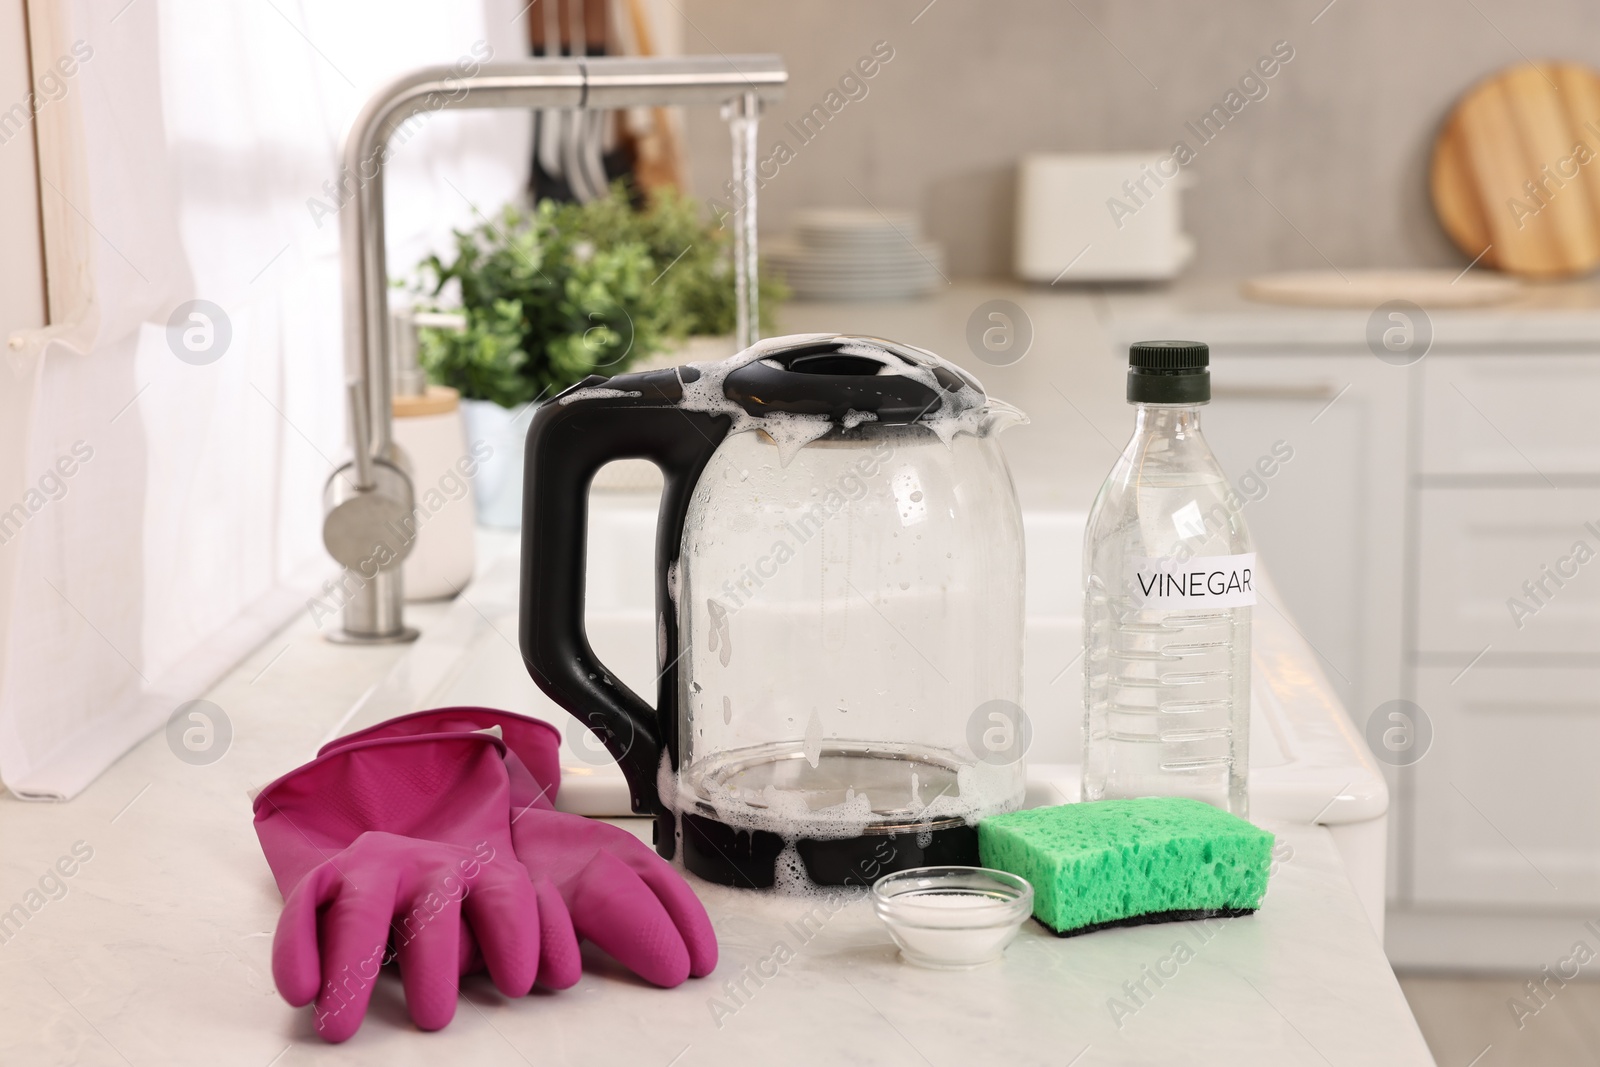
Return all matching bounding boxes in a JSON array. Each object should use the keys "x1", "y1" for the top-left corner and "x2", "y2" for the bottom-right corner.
[{"x1": 252, "y1": 707, "x2": 716, "y2": 1042}]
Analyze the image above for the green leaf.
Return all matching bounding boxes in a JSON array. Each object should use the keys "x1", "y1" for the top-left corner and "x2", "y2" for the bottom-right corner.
[{"x1": 404, "y1": 182, "x2": 787, "y2": 401}]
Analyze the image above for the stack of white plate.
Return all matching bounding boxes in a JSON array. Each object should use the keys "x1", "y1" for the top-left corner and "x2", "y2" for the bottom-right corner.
[{"x1": 767, "y1": 208, "x2": 944, "y2": 302}]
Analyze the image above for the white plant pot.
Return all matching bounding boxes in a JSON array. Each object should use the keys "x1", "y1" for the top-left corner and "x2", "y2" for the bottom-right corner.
[
  {"x1": 459, "y1": 397, "x2": 533, "y2": 528},
  {"x1": 394, "y1": 389, "x2": 477, "y2": 600}
]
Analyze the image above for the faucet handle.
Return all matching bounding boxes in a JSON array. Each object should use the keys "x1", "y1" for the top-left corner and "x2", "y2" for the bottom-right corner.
[{"x1": 346, "y1": 379, "x2": 376, "y2": 490}]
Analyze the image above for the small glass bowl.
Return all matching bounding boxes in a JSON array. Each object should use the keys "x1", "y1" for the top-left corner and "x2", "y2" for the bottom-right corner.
[{"x1": 872, "y1": 866, "x2": 1034, "y2": 970}]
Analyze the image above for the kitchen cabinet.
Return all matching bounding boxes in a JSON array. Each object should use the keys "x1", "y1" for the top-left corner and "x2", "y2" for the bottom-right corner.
[
  {"x1": 1415, "y1": 484, "x2": 1600, "y2": 657},
  {"x1": 1411, "y1": 664, "x2": 1600, "y2": 908},
  {"x1": 1398, "y1": 355, "x2": 1600, "y2": 958},
  {"x1": 1420, "y1": 354, "x2": 1600, "y2": 476}
]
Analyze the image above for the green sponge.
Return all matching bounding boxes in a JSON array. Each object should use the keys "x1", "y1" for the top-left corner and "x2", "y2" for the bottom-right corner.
[{"x1": 978, "y1": 798, "x2": 1275, "y2": 937}]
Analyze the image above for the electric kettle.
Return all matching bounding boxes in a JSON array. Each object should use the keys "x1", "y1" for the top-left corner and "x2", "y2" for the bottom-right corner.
[{"x1": 521, "y1": 334, "x2": 1027, "y2": 888}]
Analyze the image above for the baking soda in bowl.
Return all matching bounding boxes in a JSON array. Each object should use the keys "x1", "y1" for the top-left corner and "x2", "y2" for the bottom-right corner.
[{"x1": 872, "y1": 867, "x2": 1033, "y2": 969}]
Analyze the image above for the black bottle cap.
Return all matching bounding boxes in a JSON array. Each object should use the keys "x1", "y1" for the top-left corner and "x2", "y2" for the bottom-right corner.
[{"x1": 1127, "y1": 340, "x2": 1209, "y2": 404}]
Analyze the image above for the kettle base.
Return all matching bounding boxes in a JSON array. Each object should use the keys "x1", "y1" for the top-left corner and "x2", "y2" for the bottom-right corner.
[{"x1": 677, "y1": 810, "x2": 980, "y2": 889}]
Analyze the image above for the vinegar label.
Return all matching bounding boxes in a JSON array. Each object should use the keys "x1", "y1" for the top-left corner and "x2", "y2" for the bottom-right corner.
[{"x1": 1129, "y1": 552, "x2": 1256, "y2": 609}]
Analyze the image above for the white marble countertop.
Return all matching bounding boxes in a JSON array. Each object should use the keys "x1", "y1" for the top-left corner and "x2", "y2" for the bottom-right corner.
[
  {"x1": 0, "y1": 532, "x2": 1428, "y2": 1067},
  {"x1": 1099, "y1": 276, "x2": 1600, "y2": 350},
  {"x1": 0, "y1": 281, "x2": 1441, "y2": 1065}
]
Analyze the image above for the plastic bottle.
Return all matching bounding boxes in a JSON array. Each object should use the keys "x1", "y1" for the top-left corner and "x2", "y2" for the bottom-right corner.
[{"x1": 1082, "y1": 340, "x2": 1253, "y2": 815}]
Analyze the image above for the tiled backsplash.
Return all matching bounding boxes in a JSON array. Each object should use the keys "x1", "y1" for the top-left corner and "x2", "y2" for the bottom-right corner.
[{"x1": 682, "y1": 0, "x2": 1600, "y2": 278}]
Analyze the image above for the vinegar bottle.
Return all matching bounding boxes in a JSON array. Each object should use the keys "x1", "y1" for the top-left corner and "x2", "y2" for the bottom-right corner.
[{"x1": 1081, "y1": 341, "x2": 1253, "y2": 815}]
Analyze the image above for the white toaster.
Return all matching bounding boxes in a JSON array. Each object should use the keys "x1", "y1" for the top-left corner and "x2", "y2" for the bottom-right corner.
[{"x1": 1015, "y1": 152, "x2": 1196, "y2": 283}]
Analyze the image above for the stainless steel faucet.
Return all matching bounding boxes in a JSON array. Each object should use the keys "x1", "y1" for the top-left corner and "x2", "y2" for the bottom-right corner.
[{"x1": 324, "y1": 56, "x2": 787, "y2": 643}]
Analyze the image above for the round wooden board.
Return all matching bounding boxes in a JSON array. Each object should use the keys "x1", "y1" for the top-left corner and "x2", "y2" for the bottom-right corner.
[
  {"x1": 1240, "y1": 269, "x2": 1522, "y2": 308},
  {"x1": 1431, "y1": 62, "x2": 1600, "y2": 279}
]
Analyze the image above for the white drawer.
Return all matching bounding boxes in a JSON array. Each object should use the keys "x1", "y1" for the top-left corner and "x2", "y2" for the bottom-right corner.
[
  {"x1": 1411, "y1": 665, "x2": 1600, "y2": 907},
  {"x1": 1421, "y1": 355, "x2": 1600, "y2": 477},
  {"x1": 1415, "y1": 486, "x2": 1600, "y2": 656}
]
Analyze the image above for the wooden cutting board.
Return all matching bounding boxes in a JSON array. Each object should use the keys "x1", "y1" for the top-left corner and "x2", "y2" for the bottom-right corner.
[
  {"x1": 1241, "y1": 269, "x2": 1521, "y2": 308},
  {"x1": 1432, "y1": 62, "x2": 1600, "y2": 278}
]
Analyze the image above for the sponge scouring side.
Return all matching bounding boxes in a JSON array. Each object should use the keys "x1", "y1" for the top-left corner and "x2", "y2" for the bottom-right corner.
[{"x1": 978, "y1": 797, "x2": 1275, "y2": 937}]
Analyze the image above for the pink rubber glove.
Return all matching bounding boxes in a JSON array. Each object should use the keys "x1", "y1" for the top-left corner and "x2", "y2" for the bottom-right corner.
[
  {"x1": 323, "y1": 706, "x2": 563, "y2": 816},
  {"x1": 324, "y1": 707, "x2": 718, "y2": 986},
  {"x1": 253, "y1": 733, "x2": 549, "y2": 1041},
  {"x1": 509, "y1": 804, "x2": 719, "y2": 986}
]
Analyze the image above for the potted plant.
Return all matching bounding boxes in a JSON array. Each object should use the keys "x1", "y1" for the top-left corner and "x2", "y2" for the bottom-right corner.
[{"x1": 412, "y1": 184, "x2": 784, "y2": 525}]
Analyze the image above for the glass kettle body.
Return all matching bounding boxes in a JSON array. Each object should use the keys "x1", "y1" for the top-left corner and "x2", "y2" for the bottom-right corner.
[{"x1": 521, "y1": 335, "x2": 1027, "y2": 888}]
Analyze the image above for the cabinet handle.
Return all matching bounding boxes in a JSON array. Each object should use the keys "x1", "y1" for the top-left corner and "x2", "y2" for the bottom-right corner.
[{"x1": 1211, "y1": 382, "x2": 1342, "y2": 401}]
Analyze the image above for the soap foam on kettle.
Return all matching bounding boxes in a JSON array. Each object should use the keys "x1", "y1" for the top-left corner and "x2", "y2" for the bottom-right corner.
[
  {"x1": 658, "y1": 747, "x2": 1024, "y2": 883},
  {"x1": 557, "y1": 386, "x2": 644, "y2": 405},
  {"x1": 655, "y1": 748, "x2": 1026, "y2": 897},
  {"x1": 672, "y1": 333, "x2": 995, "y2": 459}
]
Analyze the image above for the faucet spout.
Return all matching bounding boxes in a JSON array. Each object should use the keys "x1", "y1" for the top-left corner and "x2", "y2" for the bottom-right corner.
[{"x1": 329, "y1": 56, "x2": 786, "y2": 643}]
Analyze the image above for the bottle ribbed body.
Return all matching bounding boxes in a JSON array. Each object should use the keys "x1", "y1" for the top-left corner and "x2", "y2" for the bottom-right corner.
[{"x1": 1082, "y1": 405, "x2": 1252, "y2": 816}]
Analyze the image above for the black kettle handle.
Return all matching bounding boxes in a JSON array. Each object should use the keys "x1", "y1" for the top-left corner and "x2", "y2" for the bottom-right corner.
[{"x1": 519, "y1": 367, "x2": 730, "y2": 844}]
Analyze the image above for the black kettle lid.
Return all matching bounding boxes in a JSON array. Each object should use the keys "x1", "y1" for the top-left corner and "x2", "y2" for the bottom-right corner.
[{"x1": 713, "y1": 334, "x2": 985, "y2": 426}]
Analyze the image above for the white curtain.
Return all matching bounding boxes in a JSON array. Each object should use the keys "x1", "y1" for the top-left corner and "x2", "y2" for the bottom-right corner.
[{"x1": 0, "y1": 0, "x2": 533, "y2": 798}]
